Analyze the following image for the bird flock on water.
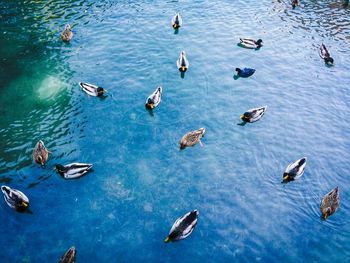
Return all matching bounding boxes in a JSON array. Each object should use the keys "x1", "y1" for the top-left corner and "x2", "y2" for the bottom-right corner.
[{"x1": 2, "y1": 1, "x2": 345, "y2": 261}]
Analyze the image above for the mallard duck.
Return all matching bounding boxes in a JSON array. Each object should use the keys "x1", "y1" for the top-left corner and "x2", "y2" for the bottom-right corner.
[
  {"x1": 320, "y1": 187, "x2": 339, "y2": 219},
  {"x1": 61, "y1": 24, "x2": 73, "y2": 42},
  {"x1": 179, "y1": 128, "x2": 205, "y2": 150},
  {"x1": 239, "y1": 38, "x2": 263, "y2": 49},
  {"x1": 240, "y1": 106, "x2": 267, "y2": 123},
  {"x1": 319, "y1": 44, "x2": 334, "y2": 65},
  {"x1": 235, "y1": 67, "x2": 255, "y2": 78},
  {"x1": 55, "y1": 163, "x2": 93, "y2": 179},
  {"x1": 59, "y1": 247, "x2": 76, "y2": 263},
  {"x1": 145, "y1": 86, "x2": 162, "y2": 110},
  {"x1": 172, "y1": 13, "x2": 183, "y2": 29},
  {"x1": 177, "y1": 51, "x2": 189, "y2": 72},
  {"x1": 1, "y1": 185, "x2": 29, "y2": 211},
  {"x1": 32, "y1": 140, "x2": 50, "y2": 166},
  {"x1": 164, "y1": 210, "x2": 199, "y2": 243},
  {"x1": 292, "y1": 0, "x2": 299, "y2": 9},
  {"x1": 282, "y1": 157, "x2": 307, "y2": 182},
  {"x1": 79, "y1": 82, "x2": 106, "y2": 97}
]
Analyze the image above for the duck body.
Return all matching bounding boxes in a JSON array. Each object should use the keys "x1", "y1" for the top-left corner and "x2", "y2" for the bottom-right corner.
[
  {"x1": 55, "y1": 163, "x2": 93, "y2": 179},
  {"x1": 1, "y1": 185, "x2": 29, "y2": 211},
  {"x1": 235, "y1": 67, "x2": 255, "y2": 78},
  {"x1": 179, "y1": 128, "x2": 205, "y2": 149},
  {"x1": 32, "y1": 140, "x2": 50, "y2": 165},
  {"x1": 239, "y1": 38, "x2": 263, "y2": 49},
  {"x1": 177, "y1": 51, "x2": 189, "y2": 72},
  {"x1": 61, "y1": 24, "x2": 73, "y2": 42},
  {"x1": 59, "y1": 247, "x2": 76, "y2": 263},
  {"x1": 320, "y1": 187, "x2": 339, "y2": 219},
  {"x1": 283, "y1": 157, "x2": 307, "y2": 181},
  {"x1": 145, "y1": 86, "x2": 162, "y2": 110},
  {"x1": 172, "y1": 13, "x2": 183, "y2": 29},
  {"x1": 79, "y1": 82, "x2": 106, "y2": 97},
  {"x1": 319, "y1": 44, "x2": 334, "y2": 65},
  {"x1": 164, "y1": 210, "x2": 199, "y2": 243},
  {"x1": 240, "y1": 106, "x2": 267, "y2": 123}
]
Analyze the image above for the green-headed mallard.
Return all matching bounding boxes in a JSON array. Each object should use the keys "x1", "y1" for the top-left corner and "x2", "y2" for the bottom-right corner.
[
  {"x1": 239, "y1": 38, "x2": 263, "y2": 49},
  {"x1": 1, "y1": 185, "x2": 29, "y2": 211},
  {"x1": 172, "y1": 13, "x2": 183, "y2": 29},
  {"x1": 282, "y1": 157, "x2": 307, "y2": 182},
  {"x1": 320, "y1": 186, "x2": 339, "y2": 220},
  {"x1": 164, "y1": 210, "x2": 199, "y2": 243},
  {"x1": 145, "y1": 86, "x2": 162, "y2": 110},
  {"x1": 179, "y1": 128, "x2": 205, "y2": 150},
  {"x1": 177, "y1": 51, "x2": 189, "y2": 72},
  {"x1": 59, "y1": 246, "x2": 76, "y2": 263},
  {"x1": 55, "y1": 163, "x2": 93, "y2": 179},
  {"x1": 240, "y1": 106, "x2": 267, "y2": 123},
  {"x1": 79, "y1": 82, "x2": 106, "y2": 97}
]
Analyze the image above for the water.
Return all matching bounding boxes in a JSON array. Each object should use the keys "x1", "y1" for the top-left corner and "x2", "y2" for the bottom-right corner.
[{"x1": 0, "y1": 0, "x2": 350, "y2": 262}]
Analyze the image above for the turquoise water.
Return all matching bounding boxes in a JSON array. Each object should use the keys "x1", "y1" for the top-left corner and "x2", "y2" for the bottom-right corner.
[{"x1": 1, "y1": 0, "x2": 350, "y2": 262}]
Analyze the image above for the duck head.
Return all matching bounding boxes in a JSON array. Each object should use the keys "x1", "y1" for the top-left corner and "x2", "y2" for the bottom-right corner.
[
  {"x1": 97, "y1": 87, "x2": 106, "y2": 96},
  {"x1": 256, "y1": 39, "x2": 263, "y2": 46},
  {"x1": 145, "y1": 98, "x2": 155, "y2": 109},
  {"x1": 55, "y1": 164, "x2": 67, "y2": 176},
  {"x1": 282, "y1": 172, "x2": 290, "y2": 182},
  {"x1": 325, "y1": 57, "x2": 334, "y2": 65},
  {"x1": 322, "y1": 208, "x2": 331, "y2": 220},
  {"x1": 235, "y1": 68, "x2": 241, "y2": 74},
  {"x1": 179, "y1": 143, "x2": 186, "y2": 150},
  {"x1": 36, "y1": 155, "x2": 44, "y2": 166}
]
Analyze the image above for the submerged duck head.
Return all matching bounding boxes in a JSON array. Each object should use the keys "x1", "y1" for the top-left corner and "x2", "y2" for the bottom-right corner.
[
  {"x1": 324, "y1": 57, "x2": 334, "y2": 65},
  {"x1": 145, "y1": 98, "x2": 155, "y2": 109}
]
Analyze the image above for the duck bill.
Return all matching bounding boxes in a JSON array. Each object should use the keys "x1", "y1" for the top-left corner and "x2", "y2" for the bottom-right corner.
[
  {"x1": 240, "y1": 115, "x2": 244, "y2": 120},
  {"x1": 22, "y1": 202, "x2": 29, "y2": 207},
  {"x1": 164, "y1": 237, "x2": 171, "y2": 243},
  {"x1": 103, "y1": 89, "x2": 107, "y2": 93},
  {"x1": 283, "y1": 175, "x2": 289, "y2": 181},
  {"x1": 150, "y1": 104, "x2": 154, "y2": 109}
]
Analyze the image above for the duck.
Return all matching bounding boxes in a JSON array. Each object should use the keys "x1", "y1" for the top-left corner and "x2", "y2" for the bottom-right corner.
[
  {"x1": 240, "y1": 106, "x2": 267, "y2": 123},
  {"x1": 1, "y1": 185, "x2": 29, "y2": 211},
  {"x1": 235, "y1": 67, "x2": 255, "y2": 78},
  {"x1": 177, "y1": 51, "x2": 189, "y2": 72},
  {"x1": 282, "y1": 157, "x2": 307, "y2": 182},
  {"x1": 239, "y1": 38, "x2": 263, "y2": 49},
  {"x1": 59, "y1": 247, "x2": 76, "y2": 263},
  {"x1": 164, "y1": 210, "x2": 199, "y2": 243},
  {"x1": 291, "y1": 0, "x2": 299, "y2": 9},
  {"x1": 61, "y1": 24, "x2": 73, "y2": 42},
  {"x1": 319, "y1": 44, "x2": 334, "y2": 65},
  {"x1": 145, "y1": 86, "x2": 162, "y2": 110},
  {"x1": 32, "y1": 140, "x2": 50, "y2": 166},
  {"x1": 179, "y1": 128, "x2": 205, "y2": 150},
  {"x1": 172, "y1": 13, "x2": 183, "y2": 29},
  {"x1": 79, "y1": 82, "x2": 107, "y2": 97},
  {"x1": 320, "y1": 186, "x2": 339, "y2": 220},
  {"x1": 55, "y1": 163, "x2": 93, "y2": 179}
]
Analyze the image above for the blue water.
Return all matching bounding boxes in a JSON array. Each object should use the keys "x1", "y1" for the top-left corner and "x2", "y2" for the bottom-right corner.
[{"x1": 1, "y1": 0, "x2": 350, "y2": 262}]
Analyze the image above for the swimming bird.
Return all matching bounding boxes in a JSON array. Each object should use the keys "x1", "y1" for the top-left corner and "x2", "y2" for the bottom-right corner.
[
  {"x1": 1, "y1": 186, "x2": 29, "y2": 211},
  {"x1": 79, "y1": 82, "x2": 107, "y2": 97},
  {"x1": 239, "y1": 38, "x2": 263, "y2": 49},
  {"x1": 59, "y1": 247, "x2": 76, "y2": 263},
  {"x1": 55, "y1": 163, "x2": 93, "y2": 179},
  {"x1": 235, "y1": 67, "x2": 255, "y2": 78},
  {"x1": 145, "y1": 86, "x2": 162, "y2": 110},
  {"x1": 177, "y1": 51, "x2": 189, "y2": 72},
  {"x1": 179, "y1": 128, "x2": 205, "y2": 150},
  {"x1": 172, "y1": 13, "x2": 183, "y2": 29},
  {"x1": 240, "y1": 106, "x2": 267, "y2": 123},
  {"x1": 291, "y1": 0, "x2": 299, "y2": 9},
  {"x1": 319, "y1": 44, "x2": 334, "y2": 65},
  {"x1": 164, "y1": 210, "x2": 199, "y2": 243},
  {"x1": 282, "y1": 157, "x2": 307, "y2": 182},
  {"x1": 61, "y1": 24, "x2": 73, "y2": 42},
  {"x1": 320, "y1": 187, "x2": 339, "y2": 220},
  {"x1": 32, "y1": 140, "x2": 50, "y2": 166}
]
